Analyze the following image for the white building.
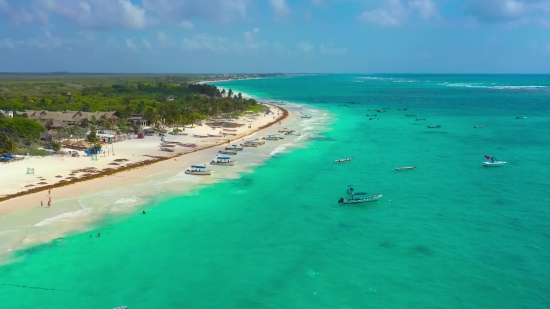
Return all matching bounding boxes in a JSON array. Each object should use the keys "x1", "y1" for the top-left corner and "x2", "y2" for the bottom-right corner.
[{"x1": 0, "y1": 110, "x2": 14, "y2": 118}]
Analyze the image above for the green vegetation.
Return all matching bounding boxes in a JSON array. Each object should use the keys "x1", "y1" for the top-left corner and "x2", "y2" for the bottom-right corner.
[
  {"x1": 0, "y1": 117, "x2": 45, "y2": 154},
  {"x1": 0, "y1": 73, "x2": 279, "y2": 155}
]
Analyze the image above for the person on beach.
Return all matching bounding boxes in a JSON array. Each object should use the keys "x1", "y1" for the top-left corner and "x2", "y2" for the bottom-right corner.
[
  {"x1": 48, "y1": 189, "x2": 51, "y2": 195},
  {"x1": 47, "y1": 200, "x2": 51, "y2": 207},
  {"x1": 40, "y1": 200, "x2": 43, "y2": 207}
]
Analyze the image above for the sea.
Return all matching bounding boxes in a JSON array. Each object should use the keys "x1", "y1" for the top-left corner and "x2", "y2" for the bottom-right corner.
[{"x1": 1, "y1": 74, "x2": 549, "y2": 309}]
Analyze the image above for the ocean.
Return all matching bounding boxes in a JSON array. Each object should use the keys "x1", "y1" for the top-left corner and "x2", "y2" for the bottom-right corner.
[{"x1": 1, "y1": 74, "x2": 549, "y2": 309}]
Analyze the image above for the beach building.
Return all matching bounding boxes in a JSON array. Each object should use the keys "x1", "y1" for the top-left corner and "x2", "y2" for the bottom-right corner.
[
  {"x1": 0, "y1": 110, "x2": 14, "y2": 117},
  {"x1": 128, "y1": 114, "x2": 148, "y2": 127},
  {"x1": 25, "y1": 110, "x2": 118, "y2": 125}
]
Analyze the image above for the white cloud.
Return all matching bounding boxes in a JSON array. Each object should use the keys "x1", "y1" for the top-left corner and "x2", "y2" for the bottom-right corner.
[
  {"x1": 180, "y1": 19, "x2": 194, "y2": 29},
  {"x1": 408, "y1": 0, "x2": 439, "y2": 20},
  {"x1": 270, "y1": 0, "x2": 290, "y2": 17},
  {"x1": 297, "y1": 42, "x2": 314, "y2": 52},
  {"x1": 143, "y1": 0, "x2": 249, "y2": 24},
  {"x1": 157, "y1": 31, "x2": 174, "y2": 48},
  {"x1": 358, "y1": 0, "x2": 408, "y2": 26},
  {"x1": 244, "y1": 27, "x2": 260, "y2": 42},
  {"x1": 181, "y1": 34, "x2": 229, "y2": 52},
  {"x1": 142, "y1": 38, "x2": 152, "y2": 50},
  {"x1": 463, "y1": 0, "x2": 550, "y2": 26},
  {"x1": 320, "y1": 44, "x2": 346, "y2": 56},
  {"x1": 125, "y1": 38, "x2": 138, "y2": 52},
  {"x1": 0, "y1": 38, "x2": 14, "y2": 49},
  {"x1": 0, "y1": 0, "x2": 249, "y2": 29}
]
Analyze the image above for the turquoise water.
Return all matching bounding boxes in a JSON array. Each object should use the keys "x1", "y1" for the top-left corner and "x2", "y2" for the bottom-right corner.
[{"x1": 1, "y1": 74, "x2": 550, "y2": 308}]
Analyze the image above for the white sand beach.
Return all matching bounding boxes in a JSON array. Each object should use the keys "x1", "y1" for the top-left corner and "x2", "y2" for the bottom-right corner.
[{"x1": 0, "y1": 102, "x2": 333, "y2": 261}]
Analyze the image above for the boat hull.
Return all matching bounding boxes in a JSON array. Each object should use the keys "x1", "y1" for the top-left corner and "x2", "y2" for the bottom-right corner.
[
  {"x1": 210, "y1": 161, "x2": 235, "y2": 166},
  {"x1": 482, "y1": 161, "x2": 507, "y2": 167},
  {"x1": 339, "y1": 194, "x2": 383, "y2": 204},
  {"x1": 335, "y1": 158, "x2": 352, "y2": 163},
  {"x1": 185, "y1": 170, "x2": 212, "y2": 175},
  {"x1": 218, "y1": 151, "x2": 237, "y2": 155},
  {"x1": 395, "y1": 166, "x2": 416, "y2": 171}
]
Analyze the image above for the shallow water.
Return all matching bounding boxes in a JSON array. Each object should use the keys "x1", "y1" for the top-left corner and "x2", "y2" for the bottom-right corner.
[{"x1": 1, "y1": 74, "x2": 549, "y2": 309}]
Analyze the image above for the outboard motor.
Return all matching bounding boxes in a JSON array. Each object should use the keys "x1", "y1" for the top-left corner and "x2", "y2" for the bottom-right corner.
[{"x1": 338, "y1": 198, "x2": 344, "y2": 204}]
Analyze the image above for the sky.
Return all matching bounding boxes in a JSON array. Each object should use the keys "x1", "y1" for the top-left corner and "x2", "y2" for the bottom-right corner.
[{"x1": 0, "y1": 0, "x2": 549, "y2": 73}]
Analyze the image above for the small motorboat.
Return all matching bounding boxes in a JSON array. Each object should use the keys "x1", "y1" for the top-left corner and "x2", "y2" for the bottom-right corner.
[
  {"x1": 335, "y1": 158, "x2": 352, "y2": 163},
  {"x1": 159, "y1": 147, "x2": 175, "y2": 152},
  {"x1": 262, "y1": 135, "x2": 279, "y2": 141},
  {"x1": 366, "y1": 114, "x2": 377, "y2": 116},
  {"x1": 219, "y1": 150, "x2": 237, "y2": 155},
  {"x1": 381, "y1": 107, "x2": 391, "y2": 109},
  {"x1": 377, "y1": 110, "x2": 387, "y2": 113},
  {"x1": 395, "y1": 166, "x2": 416, "y2": 171},
  {"x1": 208, "y1": 134, "x2": 224, "y2": 138},
  {"x1": 193, "y1": 134, "x2": 208, "y2": 138},
  {"x1": 483, "y1": 161, "x2": 507, "y2": 167},
  {"x1": 406, "y1": 114, "x2": 417, "y2": 117},
  {"x1": 185, "y1": 165, "x2": 212, "y2": 175},
  {"x1": 516, "y1": 116, "x2": 527, "y2": 119},
  {"x1": 113, "y1": 306, "x2": 128, "y2": 309},
  {"x1": 160, "y1": 143, "x2": 176, "y2": 147},
  {"x1": 223, "y1": 129, "x2": 238, "y2": 132},
  {"x1": 398, "y1": 108, "x2": 408, "y2": 111},
  {"x1": 278, "y1": 128, "x2": 294, "y2": 133},
  {"x1": 427, "y1": 125, "x2": 441, "y2": 128},
  {"x1": 226, "y1": 145, "x2": 243, "y2": 151},
  {"x1": 210, "y1": 156, "x2": 236, "y2": 166},
  {"x1": 416, "y1": 118, "x2": 426, "y2": 121},
  {"x1": 301, "y1": 115, "x2": 312, "y2": 119},
  {"x1": 369, "y1": 118, "x2": 379, "y2": 120},
  {"x1": 338, "y1": 185, "x2": 382, "y2": 204},
  {"x1": 482, "y1": 155, "x2": 506, "y2": 167},
  {"x1": 474, "y1": 125, "x2": 485, "y2": 128}
]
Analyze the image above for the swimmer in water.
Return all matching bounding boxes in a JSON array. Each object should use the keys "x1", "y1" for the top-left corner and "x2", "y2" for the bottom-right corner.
[{"x1": 142, "y1": 210, "x2": 146, "y2": 214}]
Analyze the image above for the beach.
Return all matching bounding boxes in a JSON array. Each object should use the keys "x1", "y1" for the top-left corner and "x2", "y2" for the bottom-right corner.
[{"x1": 0, "y1": 101, "x2": 329, "y2": 259}]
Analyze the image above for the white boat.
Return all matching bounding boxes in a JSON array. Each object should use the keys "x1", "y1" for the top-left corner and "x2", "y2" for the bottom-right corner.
[
  {"x1": 208, "y1": 134, "x2": 224, "y2": 137},
  {"x1": 225, "y1": 145, "x2": 243, "y2": 151},
  {"x1": 482, "y1": 156, "x2": 506, "y2": 167},
  {"x1": 474, "y1": 125, "x2": 485, "y2": 128},
  {"x1": 185, "y1": 165, "x2": 212, "y2": 175},
  {"x1": 278, "y1": 128, "x2": 294, "y2": 133},
  {"x1": 301, "y1": 115, "x2": 312, "y2": 119},
  {"x1": 395, "y1": 166, "x2": 416, "y2": 171},
  {"x1": 263, "y1": 135, "x2": 279, "y2": 141},
  {"x1": 335, "y1": 158, "x2": 352, "y2": 163},
  {"x1": 483, "y1": 161, "x2": 507, "y2": 167},
  {"x1": 338, "y1": 185, "x2": 382, "y2": 204},
  {"x1": 516, "y1": 116, "x2": 527, "y2": 119},
  {"x1": 210, "y1": 156, "x2": 236, "y2": 166},
  {"x1": 159, "y1": 147, "x2": 175, "y2": 152},
  {"x1": 218, "y1": 150, "x2": 237, "y2": 155}
]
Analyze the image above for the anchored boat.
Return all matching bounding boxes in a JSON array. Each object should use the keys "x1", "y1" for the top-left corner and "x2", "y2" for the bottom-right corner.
[
  {"x1": 474, "y1": 125, "x2": 485, "y2": 128},
  {"x1": 263, "y1": 134, "x2": 279, "y2": 141},
  {"x1": 210, "y1": 156, "x2": 236, "y2": 166},
  {"x1": 225, "y1": 145, "x2": 243, "y2": 151},
  {"x1": 516, "y1": 116, "x2": 527, "y2": 119},
  {"x1": 335, "y1": 158, "x2": 352, "y2": 163},
  {"x1": 185, "y1": 165, "x2": 212, "y2": 175},
  {"x1": 395, "y1": 166, "x2": 416, "y2": 171},
  {"x1": 301, "y1": 115, "x2": 312, "y2": 119},
  {"x1": 483, "y1": 155, "x2": 507, "y2": 167},
  {"x1": 337, "y1": 185, "x2": 382, "y2": 204},
  {"x1": 427, "y1": 125, "x2": 441, "y2": 128},
  {"x1": 219, "y1": 150, "x2": 237, "y2": 155},
  {"x1": 416, "y1": 118, "x2": 426, "y2": 121}
]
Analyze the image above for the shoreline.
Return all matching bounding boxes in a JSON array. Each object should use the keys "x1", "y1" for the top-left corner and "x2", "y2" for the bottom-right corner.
[{"x1": 0, "y1": 104, "x2": 289, "y2": 213}]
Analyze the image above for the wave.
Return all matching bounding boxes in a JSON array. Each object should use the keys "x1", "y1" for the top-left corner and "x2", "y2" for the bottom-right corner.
[
  {"x1": 439, "y1": 82, "x2": 549, "y2": 90},
  {"x1": 356, "y1": 76, "x2": 419, "y2": 83},
  {"x1": 34, "y1": 209, "x2": 92, "y2": 227}
]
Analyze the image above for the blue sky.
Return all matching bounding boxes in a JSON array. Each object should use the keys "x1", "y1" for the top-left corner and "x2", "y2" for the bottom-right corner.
[{"x1": 0, "y1": 0, "x2": 549, "y2": 73}]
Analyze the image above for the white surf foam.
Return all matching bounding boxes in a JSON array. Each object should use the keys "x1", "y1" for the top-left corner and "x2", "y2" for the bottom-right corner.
[{"x1": 34, "y1": 209, "x2": 92, "y2": 227}]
